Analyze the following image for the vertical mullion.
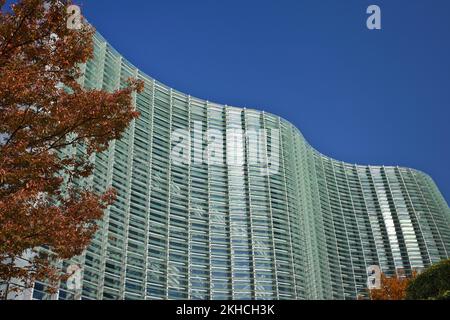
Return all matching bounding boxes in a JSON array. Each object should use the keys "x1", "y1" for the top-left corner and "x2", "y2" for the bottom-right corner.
[
  {"x1": 120, "y1": 66, "x2": 139, "y2": 298},
  {"x1": 243, "y1": 109, "x2": 257, "y2": 299},
  {"x1": 277, "y1": 117, "x2": 298, "y2": 299},
  {"x1": 96, "y1": 41, "x2": 115, "y2": 300},
  {"x1": 165, "y1": 89, "x2": 173, "y2": 299},
  {"x1": 342, "y1": 162, "x2": 368, "y2": 296},
  {"x1": 329, "y1": 161, "x2": 357, "y2": 298},
  {"x1": 261, "y1": 112, "x2": 279, "y2": 300},
  {"x1": 186, "y1": 96, "x2": 192, "y2": 299},
  {"x1": 319, "y1": 157, "x2": 345, "y2": 299},
  {"x1": 143, "y1": 79, "x2": 156, "y2": 299}
]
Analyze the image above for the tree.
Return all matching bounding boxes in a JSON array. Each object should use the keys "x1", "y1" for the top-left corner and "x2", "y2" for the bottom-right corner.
[
  {"x1": 369, "y1": 272, "x2": 415, "y2": 300},
  {"x1": 406, "y1": 259, "x2": 450, "y2": 300},
  {"x1": 0, "y1": 0, "x2": 143, "y2": 296}
]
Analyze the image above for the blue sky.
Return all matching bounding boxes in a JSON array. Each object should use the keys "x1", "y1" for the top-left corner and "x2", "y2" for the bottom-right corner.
[{"x1": 78, "y1": 0, "x2": 450, "y2": 203}]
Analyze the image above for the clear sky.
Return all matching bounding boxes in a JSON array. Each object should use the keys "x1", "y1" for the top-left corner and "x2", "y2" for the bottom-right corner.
[{"x1": 78, "y1": 0, "x2": 449, "y2": 203}]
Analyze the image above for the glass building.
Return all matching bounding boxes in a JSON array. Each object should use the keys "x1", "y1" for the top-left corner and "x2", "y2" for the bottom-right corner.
[{"x1": 30, "y1": 33, "x2": 450, "y2": 300}]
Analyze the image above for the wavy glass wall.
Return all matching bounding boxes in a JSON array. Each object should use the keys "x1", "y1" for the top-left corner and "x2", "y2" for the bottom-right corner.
[{"x1": 40, "y1": 33, "x2": 450, "y2": 301}]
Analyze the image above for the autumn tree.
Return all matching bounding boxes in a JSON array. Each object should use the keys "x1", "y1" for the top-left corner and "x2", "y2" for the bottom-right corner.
[
  {"x1": 406, "y1": 259, "x2": 450, "y2": 300},
  {"x1": 0, "y1": 0, "x2": 143, "y2": 297},
  {"x1": 369, "y1": 272, "x2": 416, "y2": 300}
]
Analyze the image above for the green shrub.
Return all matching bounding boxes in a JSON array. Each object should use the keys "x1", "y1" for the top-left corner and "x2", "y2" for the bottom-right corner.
[{"x1": 406, "y1": 259, "x2": 450, "y2": 300}]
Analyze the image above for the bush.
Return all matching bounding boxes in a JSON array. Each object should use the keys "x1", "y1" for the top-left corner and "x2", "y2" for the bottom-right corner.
[{"x1": 406, "y1": 259, "x2": 450, "y2": 300}]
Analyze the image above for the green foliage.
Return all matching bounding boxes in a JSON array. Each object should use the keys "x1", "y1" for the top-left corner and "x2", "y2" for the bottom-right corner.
[{"x1": 406, "y1": 259, "x2": 450, "y2": 300}]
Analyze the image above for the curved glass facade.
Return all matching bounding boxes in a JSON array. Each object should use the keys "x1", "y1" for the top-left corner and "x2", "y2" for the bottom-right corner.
[{"x1": 50, "y1": 33, "x2": 450, "y2": 300}]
